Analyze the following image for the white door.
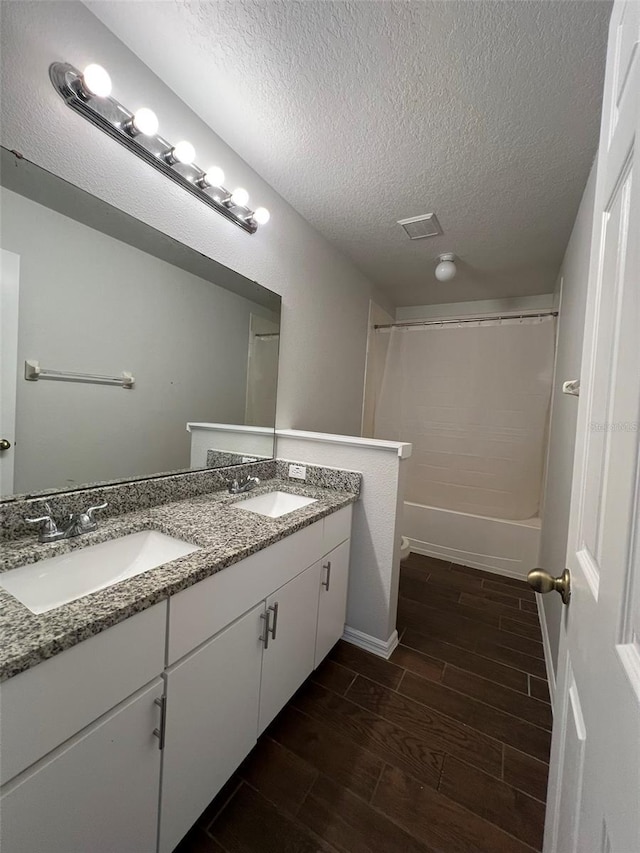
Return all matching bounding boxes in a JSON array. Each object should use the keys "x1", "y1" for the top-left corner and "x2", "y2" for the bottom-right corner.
[
  {"x1": 258, "y1": 561, "x2": 322, "y2": 733},
  {"x1": 0, "y1": 679, "x2": 163, "y2": 853},
  {"x1": 159, "y1": 603, "x2": 264, "y2": 853},
  {"x1": 314, "y1": 538, "x2": 351, "y2": 667},
  {"x1": 542, "y1": 3, "x2": 640, "y2": 851},
  {"x1": 0, "y1": 249, "x2": 19, "y2": 496}
]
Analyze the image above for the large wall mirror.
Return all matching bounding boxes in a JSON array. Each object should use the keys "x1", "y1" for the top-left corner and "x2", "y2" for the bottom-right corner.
[{"x1": 0, "y1": 149, "x2": 281, "y2": 500}]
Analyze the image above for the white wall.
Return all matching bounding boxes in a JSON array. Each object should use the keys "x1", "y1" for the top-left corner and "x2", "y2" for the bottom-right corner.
[
  {"x1": 538, "y1": 162, "x2": 597, "y2": 680},
  {"x1": 0, "y1": 1, "x2": 390, "y2": 439},
  {"x1": 1, "y1": 188, "x2": 274, "y2": 494},
  {"x1": 276, "y1": 430, "x2": 411, "y2": 654},
  {"x1": 396, "y1": 293, "x2": 556, "y2": 322}
]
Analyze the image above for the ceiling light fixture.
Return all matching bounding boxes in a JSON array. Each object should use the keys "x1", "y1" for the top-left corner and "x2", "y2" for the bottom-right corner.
[
  {"x1": 49, "y1": 61, "x2": 270, "y2": 234},
  {"x1": 126, "y1": 107, "x2": 159, "y2": 137},
  {"x1": 80, "y1": 63, "x2": 112, "y2": 98},
  {"x1": 200, "y1": 166, "x2": 225, "y2": 189},
  {"x1": 435, "y1": 253, "x2": 457, "y2": 282},
  {"x1": 164, "y1": 140, "x2": 196, "y2": 166},
  {"x1": 229, "y1": 187, "x2": 249, "y2": 208},
  {"x1": 252, "y1": 207, "x2": 271, "y2": 225}
]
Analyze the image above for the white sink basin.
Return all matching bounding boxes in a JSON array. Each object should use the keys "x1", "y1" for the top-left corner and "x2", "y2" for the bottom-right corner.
[
  {"x1": 235, "y1": 491, "x2": 317, "y2": 518},
  {"x1": 0, "y1": 531, "x2": 200, "y2": 614}
]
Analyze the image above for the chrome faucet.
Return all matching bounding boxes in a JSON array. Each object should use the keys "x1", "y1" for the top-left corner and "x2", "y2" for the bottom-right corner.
[
  {"x1": 26, "y1": 501, "x2": 108, "y2": 543},
  {"x1": 228, "y1": 475, "x2": 260, "y2": 495}
]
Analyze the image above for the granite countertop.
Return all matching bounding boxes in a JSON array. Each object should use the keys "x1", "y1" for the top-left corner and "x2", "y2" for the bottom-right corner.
[{"x1": 0, "y1": 479, "x2": 358, "y2": 682}]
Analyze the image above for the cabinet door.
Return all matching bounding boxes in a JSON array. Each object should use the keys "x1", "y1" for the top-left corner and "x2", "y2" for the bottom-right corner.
[
  {"x1": 159, "y1": 603, "x2": 264, "y2": 853},
  {"x1": 258, "y1": 561, "x2": 322, "y2": 733},
  {"x1": 0, "y1": 679, "x2": 163, "y2": 853},
  {"x1": 314, "y1": 539, "x2": 351, "y2": 667}
]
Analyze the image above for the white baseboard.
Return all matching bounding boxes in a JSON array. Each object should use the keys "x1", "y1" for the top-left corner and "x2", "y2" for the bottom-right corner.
[
  {"x1": 407, "y1": 542, "x2": 527, "y2": 581},
  {"x1": 535, "y1": 593, "x2": 557, "y2": 711},
  {"x1": 342, "y1": 626, "x2": 399, "y2": 659}
]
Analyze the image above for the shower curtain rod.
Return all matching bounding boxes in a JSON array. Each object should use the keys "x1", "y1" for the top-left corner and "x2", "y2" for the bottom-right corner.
[{"x1": 374, "y1": 310, "x2": 558, "y2": 330}]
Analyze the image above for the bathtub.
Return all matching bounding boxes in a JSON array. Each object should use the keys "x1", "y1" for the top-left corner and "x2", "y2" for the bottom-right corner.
[{"x1": 403, "y1": 501, "x2": 541, "y2": 581}]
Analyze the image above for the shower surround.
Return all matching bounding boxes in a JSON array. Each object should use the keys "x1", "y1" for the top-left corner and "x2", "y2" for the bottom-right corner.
[{"x1": 369, "y1": 314, "x2": 556, "y2": 579}]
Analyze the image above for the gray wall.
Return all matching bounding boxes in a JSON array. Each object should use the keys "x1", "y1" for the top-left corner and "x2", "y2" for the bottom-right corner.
[
  {"x1": 2, "y1": 188, "x2": 272, "y2": 493},
  {"x1": 539, "y1": 161, "x2": 597, "y2": 674},
  {"x1": 395, "y1": 294, "x2": 556, "y2": 321},
  {"x1": 0, "y1": 1, "x2": 390, "y2": 440}
]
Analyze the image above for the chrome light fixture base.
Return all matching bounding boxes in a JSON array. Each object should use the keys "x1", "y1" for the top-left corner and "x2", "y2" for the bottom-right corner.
[{"x1": 49, "y1": 62, "x2": 259, "y2": 234}]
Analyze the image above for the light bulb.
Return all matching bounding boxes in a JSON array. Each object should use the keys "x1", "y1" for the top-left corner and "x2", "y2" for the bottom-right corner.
[
  {"x1": 252, "y1": 207, "x2": 270, "y2": 225},
  {"x1": 131, "y1": 108, "x2": 158, "y2": 136},
  {"x1": 171, "y1": 141, "x2": 196, "y2": 165},
  {"x1": 435, "y1": 254, "x2": 457, "y2": 282},
  {"x1": 203, "y1": 166, "x2": 225, "y2": 187},
  {"x1": 82, "y1": 64, "x2": 112, "y2": 98},
  {"x1": 230, "y1": 187, "x2": 249, "y2": 207}
]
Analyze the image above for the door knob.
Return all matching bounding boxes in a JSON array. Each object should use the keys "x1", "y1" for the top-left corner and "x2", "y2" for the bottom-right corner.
[
  {"x1": 0, "y1": 439, "x2": 11, "y2": 451},
  {"x1": 527, "y1": 568, "x2": 571, "y2": 605}
]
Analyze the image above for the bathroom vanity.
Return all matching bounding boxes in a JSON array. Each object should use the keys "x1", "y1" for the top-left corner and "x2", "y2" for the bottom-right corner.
[{"x1": 0, "y1": 477, "x2": 356, "y2": 853}]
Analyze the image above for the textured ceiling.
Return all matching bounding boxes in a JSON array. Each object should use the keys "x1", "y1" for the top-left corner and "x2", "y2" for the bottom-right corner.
[{"x1": 87, "y1": 0, "x2": 611, "y2": 306}]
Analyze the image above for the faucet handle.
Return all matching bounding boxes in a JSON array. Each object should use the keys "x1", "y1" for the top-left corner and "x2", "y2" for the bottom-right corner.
[
  {"x1": 84, "y1": 501, "x2": 108, "y2": 522},
  {"x1": 26, "y1": 500, "x2": 57, "y2": 524},
  {"x1": 26, "y1": 513, "x2": 58, "y2": 535}
]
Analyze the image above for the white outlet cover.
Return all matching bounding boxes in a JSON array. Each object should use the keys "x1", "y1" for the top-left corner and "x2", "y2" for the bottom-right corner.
[{"x1": 288, "y1": 464, "x2": 307, "y2": 480}]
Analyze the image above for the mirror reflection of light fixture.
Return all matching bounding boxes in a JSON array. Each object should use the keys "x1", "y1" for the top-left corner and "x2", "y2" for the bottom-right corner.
[
  {"x1": 49, "y1": 61, "x2": 270, "y2": 233},
  {"x1": 435, "y1": 253, "x2": 457, "y2": 282}
]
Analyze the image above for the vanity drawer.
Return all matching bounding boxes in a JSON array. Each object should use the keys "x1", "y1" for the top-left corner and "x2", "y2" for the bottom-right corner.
[
  {"x1": 0, "y1": 601, "x2": 166, "y2": 786},
  {"x1": 168, "y1": 521, "x2": 324, "y2": 664},
  {"x1": 323, "y1": 504, "x2": 353, "y2": 554}
]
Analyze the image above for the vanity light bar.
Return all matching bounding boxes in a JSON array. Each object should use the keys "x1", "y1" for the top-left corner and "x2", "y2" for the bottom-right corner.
[{"x1": 49, "y1": 62, "x2": 270, "y2": 235}]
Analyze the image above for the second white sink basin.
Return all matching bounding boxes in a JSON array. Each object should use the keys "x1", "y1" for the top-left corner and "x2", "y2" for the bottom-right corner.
[
  {"x1": 0, "y1": 531, "x2": 200, "y2": 614},
  {"x1": 235, "y1": 491, "x2": 317, "y2": 518}
]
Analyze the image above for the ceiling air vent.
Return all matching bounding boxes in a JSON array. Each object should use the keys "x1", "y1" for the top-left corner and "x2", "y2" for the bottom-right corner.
[{"x1": 397, "y1": 213, "x2": 443, "y2": 240}]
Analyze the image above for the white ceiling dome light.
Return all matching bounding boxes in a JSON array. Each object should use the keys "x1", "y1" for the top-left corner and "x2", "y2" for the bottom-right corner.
[{"x1": 435, "y1": 253, "x2": 457, "y2": 282}]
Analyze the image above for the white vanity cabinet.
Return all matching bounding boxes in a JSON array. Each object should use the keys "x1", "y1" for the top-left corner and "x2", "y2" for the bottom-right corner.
[
  {"x1": 0, "y1": 600, "x2": 167, "y2": 853},
  {"x1": 0, "y1": 679, "x2": 163, "y2": 853},
  {"x1": 314, "y1": 538, "x2": 351, "y2": 667},
  {"x1": 0, "y1": 502, "x2": 353, "y2": 853},
  {"x1": 158, "y1": 503, "x2": 353, "y2": 852},
  {"x1": 159, "y1": 603, "x2": 265, "y2": 853},
  {"x1": 258, "y1": 560, "x2": 323, "y2": 733}
]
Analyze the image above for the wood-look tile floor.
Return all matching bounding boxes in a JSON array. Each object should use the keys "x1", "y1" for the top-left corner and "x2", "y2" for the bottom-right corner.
[{"x1": 176, "y1": 554, "x2": 551, "y2": 853}]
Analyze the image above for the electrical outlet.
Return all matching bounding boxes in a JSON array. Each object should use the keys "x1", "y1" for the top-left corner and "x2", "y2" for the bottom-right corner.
[{"x1": 288, "y1": 464, "x2": 307, "y2": 480}]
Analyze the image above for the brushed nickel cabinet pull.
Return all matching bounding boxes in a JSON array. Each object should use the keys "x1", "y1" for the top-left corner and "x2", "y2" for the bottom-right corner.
[
  {"x1": 153, "y1": 696, "x2": 167, "y2": 750},
  {"x1": 322, "y1": 561, "x2": 332, "y2": 591},
  {"x1": 260, "y1": 609, "x2": 271, "y2": 649},
  {"x1": 268, "y1": 602, "x2": 279, "y2": 640}
]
